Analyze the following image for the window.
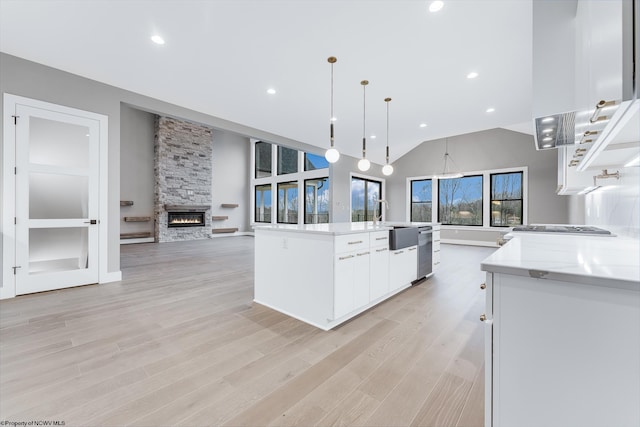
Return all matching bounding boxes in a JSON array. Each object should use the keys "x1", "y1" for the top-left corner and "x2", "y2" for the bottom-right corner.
[
  {"x1": 411, "y1": 179, "x2": 432, "y2": 222},
  {"x1": 351, "y1": 177, "x2": 381, "y2": 222},
  {"x1": 255, "y1": 141, "x2": 272, "y2": 178},
  {"x1": 305, "y1": 177, "x2": 330, "y2": 224},
  {"x1": 277, "y1": 146, "x2": 298, "y2": 175},
  {"x1": 277, "y1": 181, "x2": 298, "y2": 224},
  {"x1": 254, "y1": 184, "x2": 272, "y2": 223},
  {"x1": 490, "y1": 171, "x2": 523, "y2": 226},
  {"x1": 438, "y1": 175, "x2": 483, "y2": 226},
  {"x1": 304, "y1": 153, "x2": 329, "y2": 171}
]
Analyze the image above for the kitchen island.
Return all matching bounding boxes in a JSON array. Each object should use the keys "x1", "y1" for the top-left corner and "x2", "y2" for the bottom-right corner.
[
  {"x1": 480, "y1": 233, "x2": 640, "y2": 427},
  {"x1": 254, "y1": 222, "x2": 439, "y2": 330}
]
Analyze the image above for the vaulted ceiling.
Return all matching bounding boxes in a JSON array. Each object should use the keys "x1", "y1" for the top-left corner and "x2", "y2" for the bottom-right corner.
[{"x1": 0, "y1": 0, "x2": 534, "y2": 164}]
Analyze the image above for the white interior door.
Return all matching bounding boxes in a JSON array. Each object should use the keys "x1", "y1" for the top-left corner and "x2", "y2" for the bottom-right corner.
[{"x1": 13, "y1": 104, "x2": 100, "y2": 294}]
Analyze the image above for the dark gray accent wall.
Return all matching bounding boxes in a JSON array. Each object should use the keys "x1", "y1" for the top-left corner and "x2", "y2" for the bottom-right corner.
[{"x1": 385, "y1": 128, "x2": 568, "y2": 226}]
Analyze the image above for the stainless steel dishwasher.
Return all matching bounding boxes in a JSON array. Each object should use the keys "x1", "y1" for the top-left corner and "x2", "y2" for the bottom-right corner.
[{"x1": 415, "y1": 226, "x2": 433, "y2": 282}]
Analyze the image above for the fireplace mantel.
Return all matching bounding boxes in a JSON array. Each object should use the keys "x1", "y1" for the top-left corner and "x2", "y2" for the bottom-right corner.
[{"x1": 164, "y1": 204, "x2": 211, "y2": 212}]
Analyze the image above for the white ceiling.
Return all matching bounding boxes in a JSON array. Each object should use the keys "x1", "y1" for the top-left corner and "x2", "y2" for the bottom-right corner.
[{"x1": 0, "y1": 0, "x2": 534, "y2": 164}]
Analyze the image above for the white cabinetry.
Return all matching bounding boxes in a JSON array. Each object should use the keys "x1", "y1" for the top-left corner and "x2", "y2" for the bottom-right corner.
[
  {"x1": 557, "y1": 143, "x2": 595, "y2": 194},
  {"x1": 369, "y1": 231, "x2": 390, "y2": 301},
  {"x1": 432, "y1": 229, "x2": 441, "y2": 271},
  {"x1": 389, "y1": 246, "x2": 417, "y2": 292},
  {"x1": 484, "y1": 272, "x2": 640, "y2": 427},
  {"x1": 334, "y1": 234, "x2": 370, "y2": 318}
]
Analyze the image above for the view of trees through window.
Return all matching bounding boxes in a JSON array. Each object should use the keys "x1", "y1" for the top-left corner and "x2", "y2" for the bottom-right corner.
[
  {"x1": 277, "y1": 146, "x2": 298, "y2": 175},
  {"x1": 351, "y1": 177, "x2": 381, "y2": 222},
  {"x1": 305, "y1": 177, "x2": 329, "y2": 223},
  {"x1": 277, "y1": 181, "x2": 298, "y2": 224},
  {"x1": 411, "y1": 179, "x2": 432, "y2": 222},
  {"x1": 490, "y1": 172, "x2": 523, "y2": 226},
  {"x1": 438, "y1": 175, "x2": 483, "y2": 225},
  {"x1": 254, "y1": 184, "x2": 272, "y2": 223},
  {"x1": 255, "y1": 141, "x2": 272, "y2": 178}
]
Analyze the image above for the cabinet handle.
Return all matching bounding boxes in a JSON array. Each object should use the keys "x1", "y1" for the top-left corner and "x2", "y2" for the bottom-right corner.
[
  {"x1": 376, "y1": 248, "x2": 388, "y2": 252},
  {"x1": 393, "y1": 250, "x2": 403, "y2": 255},
  {"x1": 480, "y1": 283, "x2": 486, "y2": 290},
  {"x1": 590, "y1": 99, "x2": 616, "y2": 123},
  {"x1": 375, "y1": 237, "x2": 387, "y2": 240},
  {"x1": 434, "y1": 249, "x2": 440, "y2": 253},
  {"x1": 348, "y1": 240, "x2": 363, "y2": 245},
  {"x1": 357, "y1": 251, "x2": 370, "y2": 256},
  {"x1": 338, "y1": 255, "x2": 355, "y2": 260},
  {"x1": 480, "y1": 314, "x2": 487, "y2": 322},
  {"x1": 408, "y1": 247, "x2": 417, "y2": 251}
]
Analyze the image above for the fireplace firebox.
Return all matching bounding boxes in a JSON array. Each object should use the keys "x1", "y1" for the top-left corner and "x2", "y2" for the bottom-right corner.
[{"x1": 167, "y1": 212, "x2": 205, "y2": 227}]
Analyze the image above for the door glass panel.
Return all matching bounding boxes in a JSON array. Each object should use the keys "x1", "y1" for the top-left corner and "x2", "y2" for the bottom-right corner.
[
  {"x1": 29, "y1": 228, "x2": 88, "y2": 274},
  {"x1": 29, "y1": 173, "x2": 89, "y2": 219},
  {"x1": 29, "y1": 117, "x2": 90, "y2": 168}
]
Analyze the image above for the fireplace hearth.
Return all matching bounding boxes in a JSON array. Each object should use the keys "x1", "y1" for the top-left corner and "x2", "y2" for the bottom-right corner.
[{"x1": 167, "y1": 211, "x2": 205, "y2": 227}]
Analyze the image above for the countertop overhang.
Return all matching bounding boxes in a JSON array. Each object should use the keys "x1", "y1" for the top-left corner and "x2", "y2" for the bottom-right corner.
[
  {"x1": 253, "y1": 221, "x2": 439, "y2": 235},
  {"x1": 481, "y1": 233, "x2": 640, "y2": 290}
]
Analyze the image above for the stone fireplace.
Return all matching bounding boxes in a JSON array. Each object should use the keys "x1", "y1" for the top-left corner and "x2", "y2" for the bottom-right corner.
[{"x1": 154, "y1": 116, "x2": 213, "y2": 242}]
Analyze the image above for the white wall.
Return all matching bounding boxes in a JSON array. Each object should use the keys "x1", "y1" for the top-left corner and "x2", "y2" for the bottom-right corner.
[{"x1": 571, "y1": 166, "x2": 640, "y2": 238}]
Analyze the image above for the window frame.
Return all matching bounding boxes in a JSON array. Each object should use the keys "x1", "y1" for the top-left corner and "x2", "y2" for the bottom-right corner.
[
  {"x1": 489, "y1": 171, "x2": 524, "y2": 227},
  {"x1": 406, "y1": 166, "x2": 527, "y2": 228},
  {"x1": 410, "y1": 178, "x2": 433, "y2": 222},
  {"x1": 350, "y1": 174, "x2": 383, "y2": 223},
  {"x1": 304, "y1": 177, "x2": 330, "y2": 224},
  {"x1": 437, "y1": 174, "x2": 484, "y2": 226},
  {"x1": 254, "y1": 183, "x2": 272, "y2": 223}
]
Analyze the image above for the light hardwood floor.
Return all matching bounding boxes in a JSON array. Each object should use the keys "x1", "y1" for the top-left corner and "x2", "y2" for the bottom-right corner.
[{"x1": 0, "y1": 237, "x2": 496, "y2": 427}]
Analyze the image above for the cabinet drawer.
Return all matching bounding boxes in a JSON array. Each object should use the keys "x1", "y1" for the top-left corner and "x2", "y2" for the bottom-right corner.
[
  {"x1": 433, "y1": 230, "x2": 441, "y2": 242},
  {"x1": 370, "y1": 230, "x2": 390, "y2": 247},
  {"x1": 335, "y1": 233, "x2": 370, "y2": 253}
]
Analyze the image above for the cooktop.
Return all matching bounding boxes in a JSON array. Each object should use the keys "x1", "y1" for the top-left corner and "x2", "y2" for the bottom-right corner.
[{"x1": 512, "y1": 225, "x2": 612, "y2": 235}]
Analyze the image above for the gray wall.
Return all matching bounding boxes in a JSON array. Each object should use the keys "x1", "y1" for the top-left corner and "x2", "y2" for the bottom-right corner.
[
  {"x1": 120, "y1": 105, "x2": 155, "y2": 237},
  {"x1": 385, "y1": 128, "x2": 568, "y2": 229},
  {"x1": 211, "y1": 130, "x2": 251, "y2": 233},
  {"x1": 0, "y1": 52, "x2": 318, "y2": 281}
]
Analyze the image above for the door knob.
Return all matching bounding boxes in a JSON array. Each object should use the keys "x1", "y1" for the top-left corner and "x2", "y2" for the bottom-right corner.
[
  {"x1": 480, "y1": 283, "x2": 486, "y2": 290},
  {"x1": 480, "y1": 314, "x2": 487, "y2": 322}
]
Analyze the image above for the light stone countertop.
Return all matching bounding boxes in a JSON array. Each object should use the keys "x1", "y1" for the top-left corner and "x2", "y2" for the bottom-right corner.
[
  {"x1": 253, "y1": 221, "x2": 440, "y2": 235},
  {"x1": 481, "y1": 233, "x2": 640, "y2": 290}
]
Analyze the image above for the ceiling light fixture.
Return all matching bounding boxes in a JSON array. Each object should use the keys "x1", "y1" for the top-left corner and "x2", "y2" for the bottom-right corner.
[
  {"x1": 429, "y1": 1, "x2": 444, "y2": 13},
  {"x1": 151, "y1": 35, "x2": 165, "y2": 45},
  {"x1": 324, "y1": 57, "x2": 340, "y2": 163},
  {"x1": 382, "y1": 97, "x2": 394, "y2": 176},
  {"x1": 486, "y1": 107, "x2": 495, "y2": 113},
  {"x1": 267, "y1": 88, "x2": 276, "y2": 94},
  {"x1": 542, "y1": 117, "x2": 555, "y2": 123},
  {"x1": 357, "y1": 80, "x2": 371, "y2": 172},
  {"x1": 467, "y1": 72, "x2": 479, "y2": 79},
  {"x1": 419, "y1": 123, "x2": 427, "y2": 128},
  {"x1": 434, "y1": 138, "x2": 463, "y2": 179}
]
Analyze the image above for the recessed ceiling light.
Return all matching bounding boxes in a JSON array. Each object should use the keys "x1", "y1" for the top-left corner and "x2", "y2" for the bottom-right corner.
[
  {"x1": 371, "y1": 135, "x2": 377, "y2": 139},
  {"x1": 267, "y1": 88, "x2": 276, "y2": 94},
  {"x1": 419, "y1": 123, "x2": 427, "y2": 128},
  {"x1": 543, "y1": 128, "x2": 554, "y2": 134},
  {"x1": 542, "y1": 137, "x2": 552, "y2": 142},
  {"x1": 429, "y1": 1, "x2": 444, "y2": 13},
  {"x1": 467, "y1": 72, "x2": 479, "y2": 79},
  {"x1": 151, "y1": 35, "x2": 165, "y2": 45},
  {"x1": 542, "y1": 117, "x2": 555, "y2": 123},
  {"x1": 486, "y1": 107, "x2": 495, "y2": 113},
  {"x1": 542, "y1": 144, "x2": 552, "y2": 148}
]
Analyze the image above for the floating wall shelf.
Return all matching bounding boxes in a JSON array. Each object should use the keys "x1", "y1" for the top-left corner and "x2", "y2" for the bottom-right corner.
[
  {"x1": 212, "y1": 228, "x2": 239, "y2": 234},
  {"x1": 124, "y1": 216, "x2": 151, "y2": 222}
]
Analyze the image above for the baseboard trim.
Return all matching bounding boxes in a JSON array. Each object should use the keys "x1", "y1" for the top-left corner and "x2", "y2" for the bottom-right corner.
[
  {"x1": 101, "y1": 271, "x2": 122, "y2": 283},
  {"x1": 441, "y1": 239, "x2": 499, "y2": 248}
]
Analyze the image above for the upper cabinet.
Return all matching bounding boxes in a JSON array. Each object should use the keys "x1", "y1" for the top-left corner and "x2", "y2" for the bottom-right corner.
[{"x1": 533, "y1": 0, "x2": 639, "y2": 190}]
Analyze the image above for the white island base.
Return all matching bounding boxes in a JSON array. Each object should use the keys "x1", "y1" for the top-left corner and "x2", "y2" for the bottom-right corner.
[{"x1": 254, "y1": 223, "x2": 421, "y2": 330}]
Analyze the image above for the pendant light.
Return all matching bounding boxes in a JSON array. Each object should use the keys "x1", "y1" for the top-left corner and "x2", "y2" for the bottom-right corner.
[
  {"x1": 357, "y1": 80, "x2": 371, "y2": 172},
  {"x1": 381, "y1": 97, "x2": 394, "y2": 176},
  {"x1": 324, "y1": 56, "x2": 340, "y2": 163},
  {"x1": 434, "y1": 138, "x2": 463, "y2": 179}
]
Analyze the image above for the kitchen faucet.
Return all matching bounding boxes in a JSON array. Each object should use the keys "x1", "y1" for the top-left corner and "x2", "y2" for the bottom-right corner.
[{"x1": 373, "y1": 199, "x2": 389, "y2": 224}]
